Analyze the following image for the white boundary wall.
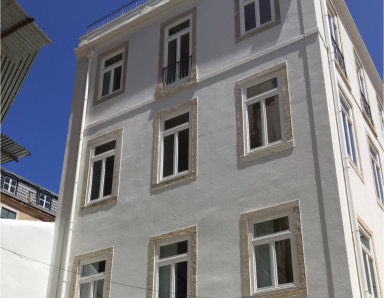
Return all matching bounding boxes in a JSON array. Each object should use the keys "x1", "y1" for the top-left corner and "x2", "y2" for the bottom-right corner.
[{"x1": 0, "y1": 219, "x2": 54, "y2": 298}]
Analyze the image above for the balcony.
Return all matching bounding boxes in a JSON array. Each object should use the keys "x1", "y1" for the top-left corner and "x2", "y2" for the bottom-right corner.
[
  {"x1": 162, "y1": 56, "x2": 192, "y2": 92},
  {"x1": 362, "y1": 92, "x2": 373, "y2": 123},
  {"x1": 331, "y1": 37, "x2": 347, "y2": 76},
  {"x1": 87, "y1": 0, "x2": 150, "y2": 33}
]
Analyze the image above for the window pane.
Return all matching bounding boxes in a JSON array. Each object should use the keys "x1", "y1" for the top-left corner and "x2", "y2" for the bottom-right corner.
[
  {"x1": 340, "y1": 98, "x2": 350, "y2": 114},
  {"x1": 360, "y1": 232, "x2": 370, "y2": 250},
  {"x1": 368, "y1": 259, "x2": 379, "y2": 298},
  {"x1": 363, "y1": 254, "x2": 372, "y2": 294},
  {"x1": 175, "y1": 261, "x2": 188, "y2": 298},
  {"x1": 80, "y1": 282, "x2": 91, "y2": 298},
  {"x1": 244, "y1": 2, "x2": 256, "y2": 31},
  {"x1": 95, "y1": 140, "x2": 116, "y2": 155},
  {"x1": 255, "y1": 244, "x2": 272, "y2": 288},
  {"x1": 247, "y1": 78, "x2": 277, "y2": 98},
  {"x1": 113, "y1": 66, "x2": 122, "y2": 91},
  {"x1": 160, "y1": 240, "x2": 188, "y2": 259},
  {"x1": 259, "y1": 0, "x2": 272, "y2": 24},
  {"x1": 103, "y1": 156, "x2": 115, "y2": 196},
  {"x1": 104, "y1": 53, "x2": 123, "y2": 67},
  {"x1": 90, "y1": 160, "x2": 102, "y2": 201},
  {"x1": 275, "y1": 239, "x2": 294, "y2": 285},
  {"x1": 94, "y1": 279, "x2": 104, "y2": 298},
  {"x1": 341, "y1": 114, "x2": 351, "y2": 156},
  {"x1": 159, "y1": 265, "x2": 171, "y2": 298},
  {"x1": 163, "y1": 135, "x2": 175, "y2": 177},
  {"x1": 169, "y1": 20, "x2": 190, "y2": 36},
  {"x1": 254, "y1": 216, "x2": 289, "y2": 237},
  {"x1": 180, "y1": 33, "x2": 190, "y2": 78},
  {"x1": 265, "y1": 95, "x2": 282, "y2": 143},
  {"x1": 164, "y1": 113, "x2": 189, "y2": 130},
  {"x1": 1, "y1": 208, "x2": 16, "y2": 219},
  {"x1": 166, "y1": 39, "x2": 177, "y2": 83},
  {"x1": 167, "y1": 39, "x2": 177, "y2": 66},
  {"x1": 102, "y1": 71, "x2": 111, "y2": 96},
  {"x1": 178, "y1": 129, "x2": 189, "y2": 173},
  {"x1": 348, "y1": 122, "x2": 357, "y2": 164},
  {"x1": 82, "y1": 260, "x2": 106, "y2": 277},
  {"x1": 247, "y1": 101, "x2": 263, "y2": 149}
]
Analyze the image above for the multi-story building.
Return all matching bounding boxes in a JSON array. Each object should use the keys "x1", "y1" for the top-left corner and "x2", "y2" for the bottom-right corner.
[
  {"x1": 49, "y1": 0, "x2": 383, "y2": 297},
  {"x1": 0, "y1": 169, "x2": 58, "y2": 221}
]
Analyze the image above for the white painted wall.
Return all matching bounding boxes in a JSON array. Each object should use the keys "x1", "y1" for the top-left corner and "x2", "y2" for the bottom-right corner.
[{"x1": 0, "y1": 219, "x2": 54, "y2": 298}]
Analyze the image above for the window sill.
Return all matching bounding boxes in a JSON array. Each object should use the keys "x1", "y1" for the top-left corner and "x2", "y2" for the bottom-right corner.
[
  {"x1": 155, "y1": 77, "x2": 197, "y2": 99},
  {"x1": 240, "y1": 140, "x2": 294, "y2": 164},
  {"x1": 377, "y1": 199, "x2": 384, "y2": 211},
  {"x1": 348, "y1": 159, "x2": 364, "y2": 183},
  {"x1": 152, "y1": 170, "x2": 196, "y2": 191},
  {"x1": 335, "y1": 62, "x2": 351, "y2": 91},
  {"x1": 93, "y1": 89, "x2": 125, "y2": 106},
  {"x1": 81, "y1": 195, "x2": 117, "y2": 211},
  {"x1": 362, "y1": 112, "x2": 377, "y2": 138},
  {"x1": 249, "y1": 285, "x2": 307, "y2": 298},
  {"x1": 236, "y1": 19, "x2": 281, "y2": 43}
]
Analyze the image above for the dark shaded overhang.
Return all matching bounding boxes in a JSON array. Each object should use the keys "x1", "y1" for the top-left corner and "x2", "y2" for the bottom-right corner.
[{"x1": 0, "y1": 133, "x2": 30, "y2": 164}]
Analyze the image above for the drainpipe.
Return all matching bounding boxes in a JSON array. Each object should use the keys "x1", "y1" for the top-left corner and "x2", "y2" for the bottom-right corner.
[
  {"x1": 58, "y1": 47, "x2": 94, "y2": 298},
  {"x1": 318, "y1": 0, "x2": 367, "y2": 297}
]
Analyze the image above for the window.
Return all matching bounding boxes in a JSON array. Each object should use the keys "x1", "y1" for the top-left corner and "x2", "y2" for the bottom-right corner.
[
  {"x1": 157, "y1": 9, "x2": 196, "y2": 95},
  {"x1": 1, "y1": 207, "x2": 17, "y2": 219},
  {"x1": 2, "y1": 175, "x2": 17, "y2": 194},
  {"x1": 69, "y1": 247, "x2": 113, "y2": 298},
  {"x1": 369, "y1": 144, "x2": 384, "y2": 204},
  {"x1": 94, "y1": 43, "x2": 128, "y2": 105},
  {"x1": 240, "y1": 201, "x2": 306, "y2": 297},
  {"x1": 339, "y1": 95, "x2": 359, "y2": 166},
  {"x1": 38, "y1": 193, "x2": 52, "y2": 210},
  {"x1": 236, "y1": 64, "x2": 293, "y2": 163},
  {"x1": 359, "y1": 228, "x2": 380, "y2": 298},
  {"x1": 147, "y1": 226, "x2": 197, "y2": 298},
  {"x1": 82, "y1": 129, "x2": 122, "y2": 209},
  {"x1": 327, "y1": 7, "x2": 346, "y2": 75},
  {"x1": 356, "y1": 60, "x2": 373, "y2": 124},
  {"x1": 235, "y1": 0, "x2": 280, "y2": 41},
  {"x1": 152, "y1": 99, "x2": 197, "y2": 189}
]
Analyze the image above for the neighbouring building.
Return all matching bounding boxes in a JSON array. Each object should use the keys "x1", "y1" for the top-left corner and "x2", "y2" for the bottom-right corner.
[
  {"x1": 1, "y1": 0, "x2": 51, "y2": 164},
  {"x1": 0, "y1": 169, "x2": 58, "y2": 221},
  {"x1": 49, "y1": 0, "x2": 383, "y2": 297}
]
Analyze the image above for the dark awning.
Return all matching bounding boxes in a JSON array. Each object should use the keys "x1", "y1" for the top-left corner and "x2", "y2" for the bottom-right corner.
[{"x1": 0, "y1": 133, "x2": 30, "y2": 164}]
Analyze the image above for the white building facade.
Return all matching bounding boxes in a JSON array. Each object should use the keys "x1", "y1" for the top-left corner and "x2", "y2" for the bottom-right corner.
[{"x1": 48, "y1": 0, "x2": 383, "y2": 297}]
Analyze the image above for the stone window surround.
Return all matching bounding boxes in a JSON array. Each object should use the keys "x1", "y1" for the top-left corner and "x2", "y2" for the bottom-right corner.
[
  {"x1": 146, "y1": 226, "x2": 197, "y2": 298},
  {"x1": 69, "y1": 247, "x2": 114, "y2": 298},
  {"x1": 155, "y1": 7, "x2": 197, "y2": 98},
  {"x1": 93, "y1": 42, "x2": 129, "y2": 106},
  {"x1": 234, "y1": 0, "x2": 281, "y2": 43},
  {"x1": 357, "y1": 216, "x2": 384, "y2": 298},
  {"x1": 235, "y1": 62, "x2": 293, "y2": 163},
  {"x1": 240, "y1": 200, "x2": 307, "y2": 298},
  {"x1": 81, "y1": 128, "x2": 123, "y2": 211},
  {"x1": 151, "y1": 98, "x2": 197, "y2": 190}
]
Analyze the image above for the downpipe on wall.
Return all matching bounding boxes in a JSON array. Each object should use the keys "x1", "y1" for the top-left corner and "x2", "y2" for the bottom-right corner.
[
  {"x1": 318, "y1": 0, "x2": 367, "y2": 296},
  {"x1": 57, "y1": 47, "x2": 95, "y2": 298}
]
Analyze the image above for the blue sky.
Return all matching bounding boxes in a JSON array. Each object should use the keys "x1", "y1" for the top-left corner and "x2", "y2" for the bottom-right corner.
[{"x1": 2, "y1": 0, "x2": 383, "y2": 193}]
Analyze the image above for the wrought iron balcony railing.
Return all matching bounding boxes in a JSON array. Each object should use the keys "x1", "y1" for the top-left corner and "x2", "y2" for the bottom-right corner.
[
  {"x1": 87, "y1": 0, "x2": 150, "y2": 33},
  {"x1": 361, "y1": 92, "x2": 373, "y2": 123},
  {"x1": 162, "y1": 56, "x2": 192, "y2": 92},
  {"x1": 331, "y1": 37, "x2": 346, "y2": 76}
]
